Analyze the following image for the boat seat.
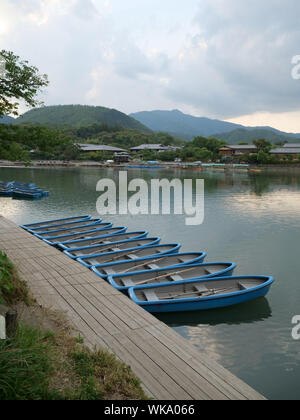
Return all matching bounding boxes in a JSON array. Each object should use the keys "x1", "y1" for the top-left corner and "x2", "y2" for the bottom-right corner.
[
  {"x1": 238, "y1": 281, "x2": 256, "y2": 290},
  {"x1": 194, "y1": 285, "x2": 209, "y2": 293},
  {"x1": 169, "y1": 275, "x2": 183, "y2": 282},
  {"x1": 100, "y1": 268, "x2": 116, "y2": 275},
  {"x1": 205, "y1": 268, "x2": 220, "y2": 275},
  {"x1": 143, "y1": 290, "x2": 159, "y2": 302},
  {"x1": 111, "y1": 248, "x2": 121, "y2": 252},
  {"x1": 146, "y1": 263, "x2": 160, "y2": 270},
  {"x1": 121, "y1": 278, "x2": 136, "y2": 287},
  {"x1": 127, "y1": 254, "x2": 139, "y2": 260}
]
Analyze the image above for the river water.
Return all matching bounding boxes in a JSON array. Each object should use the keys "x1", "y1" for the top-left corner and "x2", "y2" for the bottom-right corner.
[{"x1": 0, "y1": 165, "x2": 300, "y2": 400}]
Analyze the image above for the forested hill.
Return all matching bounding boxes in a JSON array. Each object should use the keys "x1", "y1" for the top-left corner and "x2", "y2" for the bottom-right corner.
[
  {"x1": 0, "y1": 116, "x2": 15, "y2": 124},
  {"x1": 213, "y1": 128, "x2": 300, "y2": 145},
  {"x1": 15, "y1": 105, "x2": 151, "y2": 132}
]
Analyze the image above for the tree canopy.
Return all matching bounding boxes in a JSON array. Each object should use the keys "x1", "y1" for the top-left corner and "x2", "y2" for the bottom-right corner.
[{"x1": 0, "y1": 50, "x2": 49, "y2": 117}]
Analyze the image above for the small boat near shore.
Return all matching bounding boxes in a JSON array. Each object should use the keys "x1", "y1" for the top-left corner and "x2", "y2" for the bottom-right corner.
[
  {"x1": 21, "y1": 215, "x2": 91, "y2": 231},
  {"x1": 50, "y1": 227, "x2": 127, "y2": 246},
  {"x1": 0, "y1": 181, "x2": 49, "y2": 200},
  {"x1": 31, "y1": 218, "x2": 103, "y2": 235},
  {"x1": 129, "y1": 275, "x2": 274, "y2": 313},
  {"x1": 91, "y1": 252, "x2": 207, "y2": 279},
  {"x1": 76, "y1": 243, "x2": 181, "y2": 267},
  {"x1": 66, "y1": 237, "x2": 161, "y2": 261},
  {"x1": 59, "y1": 231, "x2": 148, "y2": 255},
  {"x1": 37, "y1": 222, "x2": 114, "y2": 243},
  {"x1": 108, "y1": 262, "x2": 236, "y2": 292}
]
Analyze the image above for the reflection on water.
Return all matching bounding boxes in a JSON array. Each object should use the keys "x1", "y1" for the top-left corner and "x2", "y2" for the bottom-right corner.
[
  {"x1": 156, "y1": 298, "x2": 272, "y2": 327},
  {"x1": 1, "y1": 166, "x2": 300, "y2": 400}
]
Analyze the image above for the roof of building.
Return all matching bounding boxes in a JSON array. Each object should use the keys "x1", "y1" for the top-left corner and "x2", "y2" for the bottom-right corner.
[
  {"x1": 283, "y1": 143, "x2": 300, "y2": 148},
  {"x1": 270, "y1": 148, "x2": 300, "y2": 154},
  {"x1": 78, "y1": 144, "x2": 126, "y2": 153},
  {"x1": 220, "y1": 145, "x2": 257, "y2": 150},
  {"x1": 131, "y1": 144, "x2": 171, "y2": 151}
]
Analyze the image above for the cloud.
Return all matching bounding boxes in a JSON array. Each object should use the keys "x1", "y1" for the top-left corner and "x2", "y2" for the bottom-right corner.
[
  {"x1": 1, "y1": 0, "x2": 300, "y2": 124},
  {"x1": 165, "y1": 0, "x2": 300, "y2": 118}
]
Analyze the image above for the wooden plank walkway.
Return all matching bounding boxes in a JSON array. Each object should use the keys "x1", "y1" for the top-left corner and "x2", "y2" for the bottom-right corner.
[{"x1": 0, "y1": 216, "x2": 266, "y2": 400}]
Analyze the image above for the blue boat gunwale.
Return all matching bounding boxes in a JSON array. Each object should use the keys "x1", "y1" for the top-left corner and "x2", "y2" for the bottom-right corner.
[
  {"x1": 57, "y1": 227, "x2": 127, "y2": 249},
  {"x1": 38, "y1": 223, "x2": 114, "y2": 245},
  {"x1": 91, "y1": 252, "x2": 207, "y2": 279},
  {"x1": 93, "y1": 253, "x2": 207, "y2": 273},
  {"x1": 65, "y1": 237, "x2": 162, "y2": 260},
  {"x1": 76, "y1": 242, "x2": 181, "y2": 268},
  {"x1": 61, "y1": 231, "x2": 149, "y2": 253},
  {"x1": 129, "y1": 275, "x2": 275, "y2": 306},
  {"x1": 82, "y1": 244, "x2": 182, "y2": 268},
  {"x1": 21, "y1": 215, "x2": 91, "y2": 230},
  {"x1": 108, "y1": 262, "x2": 236, "y2": 291},
  {"x1": 31, "y1": 219, "x2": 103, "y2": 235}
]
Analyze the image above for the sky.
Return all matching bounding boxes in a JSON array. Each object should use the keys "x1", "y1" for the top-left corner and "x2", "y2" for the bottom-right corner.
[{"x1": 1, "y1": 0, "x2": 300, "y2": 132}]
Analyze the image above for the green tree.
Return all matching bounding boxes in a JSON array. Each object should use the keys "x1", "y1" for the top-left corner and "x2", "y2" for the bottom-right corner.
[
  {"x1": 0, "y1": 50, "x2": 49, "y2": 117},
  {"x1": 253, "y1": 138, "x2": 272, "y2": 153}
]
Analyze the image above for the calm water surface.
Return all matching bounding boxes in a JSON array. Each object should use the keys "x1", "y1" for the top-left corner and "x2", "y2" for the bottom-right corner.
[{"x1": 0, "y1": 166, "x2": 300, "y2": 400}]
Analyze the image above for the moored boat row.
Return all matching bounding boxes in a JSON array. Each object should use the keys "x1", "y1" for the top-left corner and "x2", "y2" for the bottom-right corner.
[
  {"x1": 0, "y1": 181, "x2": 49, "y2": 199},
  {"x1": 21, "y1": 214, "x2": 274, "y2": 313}
]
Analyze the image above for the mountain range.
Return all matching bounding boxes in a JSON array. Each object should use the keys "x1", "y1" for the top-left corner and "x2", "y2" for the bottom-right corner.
[
  {"x1": 1, "y1": 106, "x2": 300, "y2": 145},
  {"x1": 131, "y1": 109, "x2": 300, "y2": 144}
]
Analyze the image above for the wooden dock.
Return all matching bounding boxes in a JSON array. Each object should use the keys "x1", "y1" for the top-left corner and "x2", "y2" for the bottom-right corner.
[{"x1": 0, "y1": 216, "x2": 266, "y2": 400}]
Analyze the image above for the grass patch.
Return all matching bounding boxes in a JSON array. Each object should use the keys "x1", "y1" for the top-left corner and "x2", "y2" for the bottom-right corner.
[
  {"x1": 0, "y1": 323, "x2": 148, "y2": 400},
  {"x1": 0, "y1": 251, "x2": 31, "y2": 306},
  {"x1": 0, "y1": 253, "x2": 148, "y2": 400}
]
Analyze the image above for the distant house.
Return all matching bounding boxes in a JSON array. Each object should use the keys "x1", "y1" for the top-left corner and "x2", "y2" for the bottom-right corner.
[
  {"x1": 78, "y1": 144, "x2": 127, "y2": 153},
  {"x1": 114, "y1": 152, "x2": 131, "y2": 163},
  {"x1": 219, "y1": 145, "x2": 257, "y2": 157},
  {"x1": 269, "y1": 147, "x2": 300, "y2": 159},
  {"x1": 130, "y1": 144, "x2": 182, "y2": 154},
  {"x1": 283, "y1": 143, "x2": 300, "y2": 148}
]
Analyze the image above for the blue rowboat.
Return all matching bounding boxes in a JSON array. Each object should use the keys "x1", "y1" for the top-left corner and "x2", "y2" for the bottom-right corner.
[
  {"x1": 0, "y1": 188, "x2": 13, "y2": 197},
  {"x1": 65, "y1": 237, "x2": 161, "y2": 262},
  {"x1": 59, "y1": 231, "x2": 148, "y2": 256},
  {"x1": 13, "y1": 182, "x2": 36, "y2": 188},
  {"x1": 76, "y1": 243, "x2": 181, "y2": 267},
  {"x1": 129, "y1": 275, "x2": 274, "y2": 313},
  {"x1": 107, "y1": 262, "x2": 235, "y2": 293},
  {"x1": 51, "y1": 225, "x2": 127, "y2": 250},
  {"x1": 12, "y1": 190, "x2": 42, "y2": 199},
  {"x1": 36, "y1": 223, "x2": 114, "y2": 245},
  {"x1": 75, "y1": 239, "x2": 179, "y2": 268},
  {"x1": 21, "y1": 215, "x2": 91, "y2": 231},
  {"x1": 91, "y1": 252, "x2": 207, "y2": 279},
  {"x1": 31, "y1": 218, "x2": 103, "y2": 235}
]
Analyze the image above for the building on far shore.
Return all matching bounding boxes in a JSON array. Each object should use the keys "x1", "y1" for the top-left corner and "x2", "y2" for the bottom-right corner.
[
  {"x1": 269, "y1": 147, "x2": 300, "y2": 159},
  {"x1": 130, "y1": 144, "x2": 183, "y2": 154},
  {"x1": 78, "y1": 144, "x2": 127, "y2": 153},
  {"x1": 219, "y1": 145, "x2": 257, "y2": 157}
]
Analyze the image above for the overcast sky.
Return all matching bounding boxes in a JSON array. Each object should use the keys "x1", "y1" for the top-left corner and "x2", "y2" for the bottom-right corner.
[{"x1": 1, "y1": 0, "x2": 300, "y2": 132}]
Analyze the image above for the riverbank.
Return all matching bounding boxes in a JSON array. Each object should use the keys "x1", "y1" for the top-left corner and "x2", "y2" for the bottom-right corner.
[
  {"x1": 0, "y1": 250, "x2": 148, "y2": 400},
  {"x1": 2, "y1": 159, "x2": 300, "y2": 171}
]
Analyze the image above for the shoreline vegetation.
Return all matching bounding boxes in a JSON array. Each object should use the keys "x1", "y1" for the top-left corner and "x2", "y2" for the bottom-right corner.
[
  {"x1": 1, "y1": 120, "x2": 300, "y2": 168},
  {"x1": 0, "y1": 251, "x2": 148, "y2": 400}
]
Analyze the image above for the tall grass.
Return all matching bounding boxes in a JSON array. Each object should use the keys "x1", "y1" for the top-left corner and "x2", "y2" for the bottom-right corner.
[
  {"x1": 0, "y1": 251, "x2": 30, "y2": 306},
  {"x1": 0, "y1": 324, "x2": 60, "y2": 400}
]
